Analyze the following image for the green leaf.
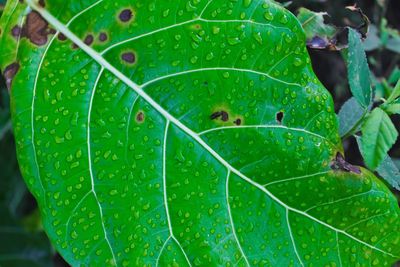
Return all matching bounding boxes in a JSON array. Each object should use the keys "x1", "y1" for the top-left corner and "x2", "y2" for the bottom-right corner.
[
  {"x1": 387, "y1": 38, "x2": 400, "y2": 54},
  {"x1": 363, "y1": 25, "x2": 381, "y2": 51},
  {"x1": 2, "y1": 0, "x2": 400, "y2": 266},
  {"x1": 388, "y1": 67, "x2": 400, "y2": 84},
  {"x1": 384, "y1": 103, "x2": 400, "y2": 115},
  {"x1": 347, "y1": 28, "x2": 373, "y2": 108},
  {"x1": 361, "y1": 108, "x2": 398, "y2": 170},
  {"x1": 338, "y1": 97, "x2": 367, "y2": 137},
  {"x1": 296, "y1": 8, "x2": 336, "y2": 40},
  {"x1": 376, "y1": 156, "x2": 400, "y2": 191},
  {"x1": 387, "y1": 79, "x2": 400, "y2": 103},
  {"x1": 385, "y1": 26, "x2": 400, "y2": 54},
  {"x1": 394, "y1": 159, "x2": 400, "y2": 169}
]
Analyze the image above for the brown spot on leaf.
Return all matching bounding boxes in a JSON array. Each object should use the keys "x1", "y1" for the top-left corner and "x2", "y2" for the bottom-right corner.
[
  {"x1": 210, "y1": 111, "x2": 222, "y2": 120},
  {"x1": 99, "y1": 32, "x2": 108, "y2": 42},
  {"x1": 4, "y1": 62, "x2": 20, "y2": 90},
  {"x1": 136, "y1": 111, "x2": 145, "y2": 123},
  {"x1": 57, "y1": 33, "x2": 67, "y2": 41},
  {"x1": 71, "y1": 43, "x2": 79, "y2": 50},
  {"x1": 233, "y1": 119, "x2": 242, "y2": 126},
  {"x1": 119, "y1": 9, "x2": 133, "y2": 22},
  {"x1": 19, "y1": 11, "x2": 55, "y2": 46},
  {"x1": 210, "y1": 111, "x2": 229, "y2": 122},
  {"x1": 331, "y1": 153, "x2": 361, "y2": 174},
  {"x1": 221, "y1": 111, "x2": 229, "y2": 122},
  {"x1": 38, "y1": 0, "x2": 45, "y2": 7},
  {"x1": 276, "y1": 111, "x2": 284, "y2": 124},
  {"x1": 11, "y1": 26, "x2": 22, "y2": 38},
  {"x1": 121, "y1": 52, "x2": 136, "y2": 64},
  {"x1": 84, "y1": 34, "x2": 94, "y2": 45}
]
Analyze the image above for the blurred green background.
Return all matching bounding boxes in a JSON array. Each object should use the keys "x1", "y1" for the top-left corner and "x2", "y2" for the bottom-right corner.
[{"x1": 0, "y1": 0, "x2": 399, "y2": 266}]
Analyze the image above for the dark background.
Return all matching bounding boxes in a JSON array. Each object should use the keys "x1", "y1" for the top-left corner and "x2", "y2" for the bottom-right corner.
[{"x1": 0, "y1": 0, "x2": 399, "y2": 266}]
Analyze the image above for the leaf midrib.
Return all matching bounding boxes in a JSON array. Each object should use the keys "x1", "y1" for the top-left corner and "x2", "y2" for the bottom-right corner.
[{"x1": 25, "y1": 0, "x2": 398, "y2": 259}]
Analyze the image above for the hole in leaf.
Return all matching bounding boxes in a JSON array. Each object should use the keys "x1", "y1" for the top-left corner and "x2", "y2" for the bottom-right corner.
[{"x1": 276, "y1": 111, "x2": 284, "y2": 124}]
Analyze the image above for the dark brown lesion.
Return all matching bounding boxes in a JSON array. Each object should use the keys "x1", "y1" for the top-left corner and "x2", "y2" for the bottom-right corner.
[
  {"x1": 11, "y1": 26, "x2": 22, "y2": 38},
  {"x1": 98, "y1": 32, "x2": 108, "y2": 42},
  {"x1": 38, "y1": 0, "x2": 46, "y2": 7},
  {"x1": 57, "y1": 33, "x2": 67, "y2": 41},
  {"x1": 136, "y1": 111, "x2": 145, "y2": 123},
  {"x1": 121, "y1": 52, "x2": 136, "y2": 64},
  {"x1": 210, "y1": 111, "x2": 229, "y2": 122},
  {"x1": 119, "y1": 9, "x2": 134, "y2": 22},
  {"x1": 4, "y1": 62, "x2": 20, "y2": 90},
  {"x1": 71, "y1": 43, "x2": 79, "y2": 50},
  {"x1": 233, "y1": 118, "x2": 242, "y2": 126},
  {"x1": 11, "y1": 11, "x2": 55, "y2": 46},
  {"x1": 331, "y1": 153, "x2": 361, "y2": 174},
  {"x1": 84, "y1": 34, "x2": 94, "y2": 46}
]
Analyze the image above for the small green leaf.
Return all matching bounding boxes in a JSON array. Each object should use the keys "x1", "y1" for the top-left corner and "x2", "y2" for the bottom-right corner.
[
  {"x1": 361, "y1": 108, "x2": 398, "y2": 170},
  {"x1": 387, "y1": 39, "x2": 400, "y2": 54},
  {"x1": 277, "y1": 1, "x2": 292, "y2": 8},
  {"x1": 384, "y1": 103, "x2": 400, "y2": 115},
  {"x1": 297, "y1": 8, "x2": 336, "y2": 40},
  {"x1": 338, "y1": 97, "x2": 366, "y2": 137},
  {"x1": 363, "y1": 25, "x2": 381, "y2": 51},
  {"x1": 347, "y1": 28, "x2": 373, "y2": 108},
  {"x1": 388, "y1": 67, "x2": 400, "y2": 84},
  {"x1": 387, "y1": 79, "x2": 400, "y2": 103},
  {"x1": 377, "y1": 156, "x2": 400, "y2": 191}
]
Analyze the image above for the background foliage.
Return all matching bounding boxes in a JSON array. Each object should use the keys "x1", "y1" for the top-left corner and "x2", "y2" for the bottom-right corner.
[{"x1": 0, "y1": 0, "x2": 399, "y2": 266}]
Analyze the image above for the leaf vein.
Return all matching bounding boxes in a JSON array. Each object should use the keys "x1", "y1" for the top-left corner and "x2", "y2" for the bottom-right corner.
[
  {"x1": 226, "y1": 171, "x2": 250, "y2": 266},
  {"x1": 87, "y1": 67, "x2": 118, "y2": 265}
]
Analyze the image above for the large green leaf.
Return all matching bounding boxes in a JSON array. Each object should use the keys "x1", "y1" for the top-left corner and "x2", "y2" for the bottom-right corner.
[{"x1": 2, "y1": 0, "x2": 400, "y2": 266}]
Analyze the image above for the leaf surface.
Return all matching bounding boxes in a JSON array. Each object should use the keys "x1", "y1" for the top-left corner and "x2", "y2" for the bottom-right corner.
[
  {"x1": 376, "y1": 156, "x2": 400, "y2": 191},
  {"x1": 1, "y1": 0, "x2": 400, "y2": 266},
  {"x1": 347, "y1": 28, "x2": 373, "y2": 108},
  {"x1": 360, "y1": 108, "x2": 398, "y2": 170},
  {"x1": 296, "y1": 7, "x2": 335, "y2": 40},
  {"x1": 387, "y1": 79, "x2": 400, "y2": 103},
  {"x1": 338, "y1": 97, "x2": 366, "y2": 137}
]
